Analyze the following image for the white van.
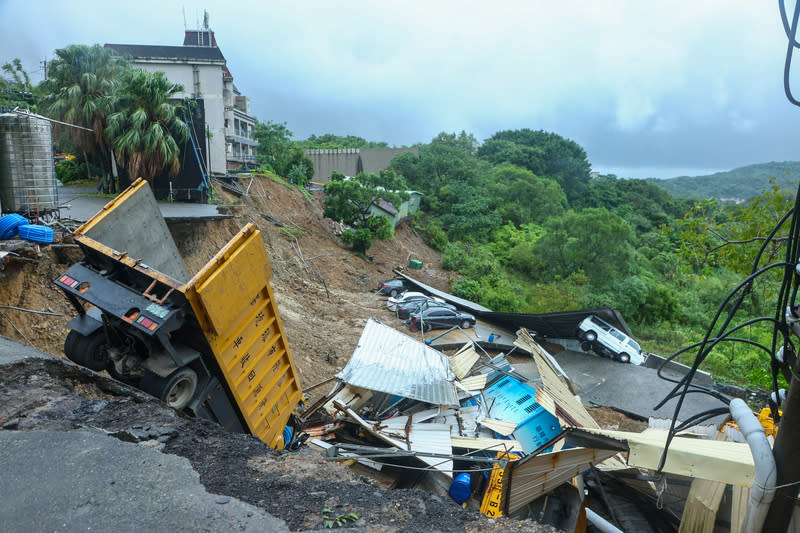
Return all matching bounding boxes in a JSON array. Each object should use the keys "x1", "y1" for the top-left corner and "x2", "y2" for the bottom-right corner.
[{"x1": 576, "y1": 315, "x2": 644, "y2": 365}]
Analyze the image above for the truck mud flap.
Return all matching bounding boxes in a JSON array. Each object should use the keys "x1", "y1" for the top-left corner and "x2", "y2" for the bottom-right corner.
[{"x1": 65, "y1": 308, "x2": 103, "y2": 336}]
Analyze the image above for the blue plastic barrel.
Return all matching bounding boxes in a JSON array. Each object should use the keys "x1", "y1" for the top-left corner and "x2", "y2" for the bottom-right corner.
[
  {"x1": 449, "y1": 473, "x2": 472, "y2": 504},
  {"x1": 17, "y1": 224, "x2": 54, "y2": 244},
  {"x1": 0, "y1": 214, "x2": 28, "y2": 239}
]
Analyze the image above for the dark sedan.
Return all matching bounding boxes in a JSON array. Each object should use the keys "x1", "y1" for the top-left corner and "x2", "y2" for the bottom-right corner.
[
  {"x1": 396, "y1": 299, "x2": 455, "y2": 319},
  {"x1": 409, "y1": 307, "x2": 476, "y2": 331},
  {"x1": 375, "y1": 278, "x2": 412, "y2": 297}
]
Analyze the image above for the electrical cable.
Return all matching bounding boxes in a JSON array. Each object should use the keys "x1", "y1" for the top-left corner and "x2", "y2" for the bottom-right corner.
[{"x1": 653, "y1": 174, "x2": 800, "y2": 469}]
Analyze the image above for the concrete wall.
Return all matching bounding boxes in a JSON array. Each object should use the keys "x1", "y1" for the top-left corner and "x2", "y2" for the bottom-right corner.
[{"x1": 305, "y1": 147, "x2": 419, "y2": 183}]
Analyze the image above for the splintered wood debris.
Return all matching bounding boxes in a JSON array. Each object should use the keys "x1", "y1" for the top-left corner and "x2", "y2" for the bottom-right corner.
[{"x1": 301, "y1": 322, "x2": 765, "y2": 532}]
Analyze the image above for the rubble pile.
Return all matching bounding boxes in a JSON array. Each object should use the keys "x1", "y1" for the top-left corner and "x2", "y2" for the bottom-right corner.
[{"x1": 296, "y1": 319, "x2": 768, "y2": 532}]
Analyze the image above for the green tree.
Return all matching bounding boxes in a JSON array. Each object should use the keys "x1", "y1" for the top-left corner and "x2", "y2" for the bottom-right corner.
[
  {"x1": 478, "y1": 129, "x2": 591, "y2": 205},
  {"x1": 487, "y1": 164, "x2": 567, "y2": 226},
  {"x1": 105, "y1": 70, "x2": 189, "y2": 186},
  {"x1": 253, "y1": 120, "x2": 313, "y2": 180},
  {"x1": 1, "y1": 58, "x2": 36, "y2": 109},
  {"x1": 39, "y1": 45, "x2": 128, "y2": 170},
  {"x1": 300, "y1": 133, "x2": 389, "y2": 149},
  {"x1": 532, "y1": 208, "x2": 634, "y2": 286},
  {"x1": 674, "y1": 183, "x2": 793, "y2": 277},
  {"x1": 323, "y1": 170, "x2": 409, "y2": 253}
]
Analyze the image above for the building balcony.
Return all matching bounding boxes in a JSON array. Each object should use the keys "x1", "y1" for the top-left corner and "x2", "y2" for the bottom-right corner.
[{"x1": 228, "y1": 153, "x2": 258, "y2": 162}]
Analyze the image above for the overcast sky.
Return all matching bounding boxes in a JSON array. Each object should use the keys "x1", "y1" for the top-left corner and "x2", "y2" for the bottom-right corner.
[{"x1": 2, "y1": 1, "x2": 800, "y2": 178}]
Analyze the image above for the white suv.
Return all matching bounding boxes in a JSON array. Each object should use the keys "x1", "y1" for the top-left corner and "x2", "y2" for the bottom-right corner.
[{"x1": 577, "y1": 315, "x2": 643, "y2": 365}]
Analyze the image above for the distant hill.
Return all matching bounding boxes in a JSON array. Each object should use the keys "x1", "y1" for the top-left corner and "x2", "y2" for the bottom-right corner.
[{"x1": 645, "y1": 161, "x2": 800, "y2": 201}]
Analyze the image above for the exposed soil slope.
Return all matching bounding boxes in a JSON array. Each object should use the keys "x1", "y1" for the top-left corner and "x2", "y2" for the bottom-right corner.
[{"x1": 0, "y1": 176, "x2": 558, "y2": 532}]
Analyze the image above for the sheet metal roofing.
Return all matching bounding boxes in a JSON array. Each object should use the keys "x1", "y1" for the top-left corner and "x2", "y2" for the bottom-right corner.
[
  {"x1": 393, "y1": 270, "x2": 493, "y2": 313},
  {"x1": 336, "y1": 318, "x2": 458, "y2": 405}
]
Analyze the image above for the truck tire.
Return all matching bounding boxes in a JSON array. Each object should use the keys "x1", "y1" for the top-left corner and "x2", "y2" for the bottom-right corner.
[
  {"x1": 617, "y1": 352, "x2": 631, "y2": 364},
  {"x1": 64, "y1": 330, "x2": 109, "y2": 372},
  {"x1": 141, "y1": 367, "x2": 198, "y2": 410},
  {"x1": 583, "y1": 330, "x2": 597, "y2": 342},
  {"x1": 580, "y1": 341, "x2": 592, "y2": 352}
]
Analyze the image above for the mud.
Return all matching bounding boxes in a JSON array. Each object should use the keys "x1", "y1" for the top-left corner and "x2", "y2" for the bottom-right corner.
[{"x1": 0, "y1": 176, "x2": 559, "y2": 532}]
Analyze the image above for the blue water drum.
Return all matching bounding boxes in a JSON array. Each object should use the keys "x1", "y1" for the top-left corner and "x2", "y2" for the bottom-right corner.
[{"x1": 449, "y1": 473, "x2": 472, "y2": 504}]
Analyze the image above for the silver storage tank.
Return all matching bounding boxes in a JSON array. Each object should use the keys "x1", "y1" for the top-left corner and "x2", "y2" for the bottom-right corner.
[{"x1": 0, "y1": 112, "x2": 59, "y2": 213}]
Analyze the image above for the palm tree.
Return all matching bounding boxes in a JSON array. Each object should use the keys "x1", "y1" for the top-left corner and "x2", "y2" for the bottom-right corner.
[
  {"x1": 105, "y1": 70, "x2": 189, "y2": 186},
  {"x1": 39, "y1": 44, "x2": 127, "y2": 161}
]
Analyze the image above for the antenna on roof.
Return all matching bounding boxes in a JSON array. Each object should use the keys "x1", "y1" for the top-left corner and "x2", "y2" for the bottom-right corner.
[
  {"x1": 203, "y1": 9, "x2": 209, "y2": 30},
  {"x1": 182, "y1": 6, "x2": 187, "y2": 30}
]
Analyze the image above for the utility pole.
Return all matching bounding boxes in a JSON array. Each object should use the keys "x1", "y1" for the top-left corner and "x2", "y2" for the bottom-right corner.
[
  {"x1": 40, "y1": 58, "x2": 47, "y2": 80},
  {"x1": 764, "y1": 354, "x2": 800, "y2": 531}
]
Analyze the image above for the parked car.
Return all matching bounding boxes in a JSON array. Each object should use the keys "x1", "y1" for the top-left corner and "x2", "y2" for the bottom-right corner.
[
  {"x1": 387, "y1": 292, "x2": 442, "y2": 312},
  {"x1": 576, "y1": 315, "x2": 643, "y2": 364},
  {"x1": 375, "y1": 278, "x2": 412, "y2": 297},
  {"x1": 409, "y1": 307, "x2": 476, "y2": 331},
  {"x1": 396, "y1": 299, "x2": 455, "y2": 319}
]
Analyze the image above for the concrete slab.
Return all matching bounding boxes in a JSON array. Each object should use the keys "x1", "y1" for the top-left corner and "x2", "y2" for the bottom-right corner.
[
  {"x1": 57, "y1": 192, "x2": 230, "y2": 223},
  {"x1": 514, "y1": 348, "x2": 728, "y2": 424},
  {"x1": 0, "y1": 429, "x2": 289, "y2": 532},
  {"x1": 77, "y1": 182, "x2": 191, "y2": 282},
  {"x1": 0, "y1": 337, "x2": 289, "y2": 532}
]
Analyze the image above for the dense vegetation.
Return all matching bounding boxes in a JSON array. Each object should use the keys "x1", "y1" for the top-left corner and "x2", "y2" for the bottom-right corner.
[
  {"x1": 4, "y1": 47, "x2": 194, "y2": 191},
  {"x1": 252, "y1": 123, "x2": 794, "y2": 391},
  {"x1": 5, "y1": 50, "x2": 790, "y2": 391},
  {"x1": 648, "y1": 161, "x2": 800, "y2": 200}
]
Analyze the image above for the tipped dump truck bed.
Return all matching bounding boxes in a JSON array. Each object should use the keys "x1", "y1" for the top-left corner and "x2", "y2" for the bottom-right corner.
[{"x1": 56, "y1": 179, "x2": 303, "y2": 448}]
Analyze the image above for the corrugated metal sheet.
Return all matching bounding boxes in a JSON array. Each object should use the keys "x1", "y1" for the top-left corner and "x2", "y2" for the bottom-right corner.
[
  {"x1": 451, "y1": 436, "x2": 524, "y2": 453},
  {"x1": 336, "y1": 318, "x2": 458, "y2": 405},
  {"x1": 336, "y1": 401, "x2": 454, "y2": 476},
  {"x1": 480, "y1": 419, "x2": 518, "y2": 436},
  {"x1": 459, "y1": 374, "x2": 487, "y2": 391},
  {"x1": 516, "y1": 330, "x2": 596, "y2": 428},
  {"x1": 505, "y1": 447, "x2": 618, "y2": 515},
  {"x1": 451, "y1": 344, "x2": 480, "y2": 379}
]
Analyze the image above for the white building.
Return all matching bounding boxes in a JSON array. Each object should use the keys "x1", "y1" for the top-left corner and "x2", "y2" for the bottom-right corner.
[{"x1": 106, "y1": 24, "x2": 258, "y2": 177}]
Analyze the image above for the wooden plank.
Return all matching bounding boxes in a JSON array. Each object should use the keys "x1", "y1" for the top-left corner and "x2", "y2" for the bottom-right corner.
[
  {"x1": 581, "y1": 428, "x2": 755, "y2": 486},
  {"x1": 678, "y1": 431, "x2": 730, "y2": 533}
]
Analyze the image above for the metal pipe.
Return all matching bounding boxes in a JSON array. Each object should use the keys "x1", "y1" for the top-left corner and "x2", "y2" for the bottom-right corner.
[
  {"x1": 584, "y1": 508, "x2": 623, "y2": 533},
  {"x1": 730, "y1": 398, "x2": 776, "y2": 533}
]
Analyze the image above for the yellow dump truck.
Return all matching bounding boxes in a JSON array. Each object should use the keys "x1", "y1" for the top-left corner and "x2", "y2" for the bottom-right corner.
[{"x1": 55, "y1": 179, "x2": 303, "y2": 449}]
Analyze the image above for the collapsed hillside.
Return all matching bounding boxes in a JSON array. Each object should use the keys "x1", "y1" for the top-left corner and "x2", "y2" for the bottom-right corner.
[
  {"x1": 0, "y1": 176, "x2": 564, "y2": 532},
  {"x1": 0, "y1": 175, "x2": 454, "y2": 402}
]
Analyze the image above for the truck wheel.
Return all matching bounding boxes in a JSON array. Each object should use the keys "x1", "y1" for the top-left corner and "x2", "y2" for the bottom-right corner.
[
  {"x1": 580, "y1": 341, "x2": 592, "y2": 352},
  {"x1": 141, "y1": 367, "x2": 198, "y2": 410},
  {"x1": 617, "y1": 352, "x2": 631, "y2": 364},
  {"x1": 583, "y1": 330, "x2": 597, "y2": 342},
  {"x1": 65, "y1": 330, "x2": 109, "y2": 372}
]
